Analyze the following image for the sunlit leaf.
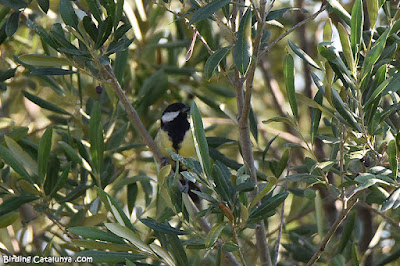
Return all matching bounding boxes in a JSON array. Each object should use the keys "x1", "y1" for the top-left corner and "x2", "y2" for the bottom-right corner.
[
  {"x1": 283, "y1": 53, "x2": 298, "y2": 119},
  {"x1": 190, "y1": 102, "x2": 211, "y2": 179},
  {"x1": 350, "y1": 0, "x2": 363, "y2": 56},
  {"x1": 189, "y1": 0, "x2": 231, "y2": 25},
  {"x1": 234, "y1": 8, "x2": 251, "y2": 75},
  {"x1": 288, "y1": 40, "x2": 321, "y2": 70},
  {"x1": 204, "y1": 46, "x2": 231, "y2": 79},
  {"x1": 0, "y1": 195, "x2": 39, "y2": 216},
  {"x1": 22, "y1": 90, "x2": 71, "y2": 115},
  {"x1": 60, "y1": 0, "x2": 79, "y2": 28}
]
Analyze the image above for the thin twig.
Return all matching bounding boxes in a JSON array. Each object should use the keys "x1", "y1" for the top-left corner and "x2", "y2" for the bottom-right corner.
[
  {"x1": 234, "y1": 0, "x2": 272, "y2": 265},
  {"x1": 306, "y1": 194, "x2": 359, "y2": 265},
  {"x1": 358, "y1": 202, "x2": 400, "y2": 232},
  {"x1": 274, "y1": 151, "x2": 290, "y2": 266},
  {"x1": 152, "y1": 1, "x2": 214, "y2": 54},
  {"x1": 103, "y1": 65, "x2": 164, "y2": 163},
  {"x1": 259, "y1": 4, "x2": 327, "y2": 59},
  {"x1": 232, "y1": 225, "x2": 248, "y2": 266},
  {"x1": 0, "y1": 247, "x2": 14, "y2": 256},
  {"x1": 47, "y1": 215, "x2": 77, "y2": 240},
  {"x1": 240, "y1": 0, "x2": 267, "y2": 126}
]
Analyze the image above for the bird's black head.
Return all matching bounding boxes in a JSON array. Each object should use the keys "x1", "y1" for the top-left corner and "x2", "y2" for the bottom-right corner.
[{"x1": 161, "y1": 102, "x2": 190, "y2": 151}]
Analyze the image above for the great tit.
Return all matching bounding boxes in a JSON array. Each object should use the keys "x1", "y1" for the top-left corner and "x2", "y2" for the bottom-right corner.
[
  {"x1": 155, "y1": 102, "x2": 197, "y2": 159},
  {"x1": 155, "y1": 102, "x2": 200, "y2": 201}
]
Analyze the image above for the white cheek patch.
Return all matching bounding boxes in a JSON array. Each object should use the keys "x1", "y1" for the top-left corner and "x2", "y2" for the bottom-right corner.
[{"x1": 162, "y1": 111, "x2": 180, "y2": 123}]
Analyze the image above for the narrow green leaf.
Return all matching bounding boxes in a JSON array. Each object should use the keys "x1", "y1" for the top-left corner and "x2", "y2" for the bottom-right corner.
[
  {"x1": 95, "y1": 16, "x2": 114, "y2": 49},
  {"x1": 190, "y1": 102, "x2": 211, "y2": 179},
  {"x1": 59, "y1": 141, "x2": 82, "y2": 164},
  {"x1": 150, "y1": 244, "x2": 176, "y2": 266},
  {"x1": 249, "y1": 107, "x2": 258, "y2": 142},
  {"x1": 223, "y1": 242, "x2": 239, "y2": 252},
  {"x1": 388, "y1": 140, "x2": 398, "y2": 179},
  {"x1": 140, "y1": 218, "x2": 189, "y2": 235},
  {"x1": 0, "y1": 211, "x2": 19, "y2": 228},
  {"x1": 266, "y1": 8, "x2": 308, "y2": 21},
  {"x1": 189, "y1": 0, "x2": 231, "y2": 25},
  {"x1": 248, "y1": 192, "x2": 288, "y2": 223},
  {"x1": 276, "y1": 149, "x2": 289, "y2": 178},
  {"x1": 74, "y1": 251, "x2": 146, "y2": 264},
  {"x1": 262, "y1": 135, "x2": 279, "y2": 162},
  {"x1": 166, "y1": 233, "x2": 189, "y2": 266},
  {"x1": 323, "y1": 18, "x2": 333, "y2": 42},
  {"x1": 338, "y1": 212, "x2": 356, "y2": 253},
  {"x1": 212, "y1": 164, "x2": 233, "y2": 202},
  {"x1": 22, "y1": 90, "x2": 71, "y2": 115},
  {"x1": 380, "y1": 72, "x2": 400, "y2": 97},
  {"x1": 350, "y1": 0, "x2": 363, "y2": 56},
  {"x1": 60, "y1": 0, "x2": 79, "y2": 28},
  {"x1": 327, "y1": 0, "x2": 351, "y2": 25},
  {"x1": 204, "y1": 46, "x2": 231, "y2": 79},
  {"x1": 389, "y1": 19, "x2": 400, "y2": 36},
  {"x1": 311, "y1": 91, "x2": 323, "y2": 145},
  {"x1": 288, "y1": 40, "x2": 321, "y2": 70},
  {"x1": 263, "y1": 116, "x2": 296, "y2": 129},
  {"x1": 331, "y1": 88, "x2": 361, "y2": 132},
  {"x1": 283, "y1": 54, "x2": 298, "y2": 119},
  {"x1": 18, "y1": 54, "x2": 70, "y2": 67},
  {"x1": 381, "y1": 187, "x2": 400, "y2": 211},
  {"x1": 37, "y1": 0, "x2": 49, "y2": 13},
  {"x1": 86, "y1": 0, "x2": 103, "y2": 22},
  {"x1": 106, "y1": 37, "x2": 135, "y2": 55},
  {"x1": 234, "y1": 7, "x2": 251, "y2": 75},
  {"x1": 337, "y1": 23, "x2": 355, "y2": 74},
  {"x1": 317, "y1": 43, "x2": 355, "y2": 88},
  {"x1": 68, "y1": 226, "x2": 125, "y2": 244},
  {"x1": 396, "y1": 133, "x2": 400, "y2": 156},
  {"x1": 0, "y1": 195, "x2": 39, "y2": 216},
  {"x1": 38, "y1": 127, "x2": 52, "y2": 184},
  {"x1": 5, "y1": 136, "x2": 38, "y2": 177},
  {"x1": 82, "y1": 16, "x2": 98, "y2": 41},
  {"x1": 5, "y1": 11, "x2": 20, "y2": 37},
  {"x1": 354, "y1": 178, "x2": 389, "y2": 193},
  {"x1": 105, "y1": 223, "x2": 153, "y2": 254},
  {"x1": 315, "y1": 190, "x2": 324, "y2": 237},
  {"x1": 366, "y1": 0, "x2": 378, "y2": 28},
  {"x1": 361, "y1": 30, "x2": 389, "y2": 87},
  {"x1": 31, "y1": 67, "x2": 76, "y2": 75},
  {"x1": 364, "y1": 77, "x2": 391, "y2": 106},
  {"x1": 89, "y1": 103, "x2": 104, "y2": 175},
  {"x1": 0, "y1": 67, "x2": 17, "y2": 82},
  {"x1": 248, "y1": 177, "x2": 277, "y2": 210},
  {"x1": 0, "y1": 0, "x2": 28, "y2": 10},
  {"x1": 114, "y1": 0, "x2": 124, "y2": 28},
  {"x1": 205, "y1": 223, "x2": 226, "y2": 247},
  {"x1": 72, "y1": 239, "x2": 132, "y2": 251},
  {"x1": 26, "y1": 19, "x2": 58, "y2": 50},
  {"x1": 95, "y1": 187, "x2": 136, "y2": 231},
  {"x1": 48, "y1": 162, "x2": 71, "y2": 197}
]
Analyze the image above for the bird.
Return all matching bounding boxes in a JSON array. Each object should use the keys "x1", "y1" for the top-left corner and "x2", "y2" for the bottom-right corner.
[
  {"x1": 155, "y1": 102, "x2": 197, "y2": 159},
  {"x1": 155, "y1": 102, "x2": 200, "y2": 201}
]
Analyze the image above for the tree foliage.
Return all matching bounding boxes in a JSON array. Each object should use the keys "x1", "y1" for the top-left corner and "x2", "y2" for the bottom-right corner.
[{"x1": 1, "y1": 0, "x2": 400, "y2": 265}]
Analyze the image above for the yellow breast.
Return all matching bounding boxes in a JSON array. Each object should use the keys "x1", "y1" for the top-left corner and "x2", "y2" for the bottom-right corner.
[{"x1": 155, "y1": 129, "x2": 197, "y2": 159}]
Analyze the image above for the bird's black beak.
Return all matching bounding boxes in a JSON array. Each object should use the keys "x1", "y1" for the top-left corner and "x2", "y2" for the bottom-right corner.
[{"x1": 182, "y1": 106, "x2": 190, "y2": 114}]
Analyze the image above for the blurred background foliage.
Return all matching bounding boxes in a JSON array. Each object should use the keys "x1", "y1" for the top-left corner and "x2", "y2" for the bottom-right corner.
[{"x1": 0, "y1": 0, "x2": 400, "y2": 265}]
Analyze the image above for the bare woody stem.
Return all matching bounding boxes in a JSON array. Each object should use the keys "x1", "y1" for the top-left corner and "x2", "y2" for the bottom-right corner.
[
  {"x1": 234, "y1": 0, "x2": 272, "y2": 265},
  {"x1": 103, "y1": 65, "x2": 164, "y2": 163},
  {"x1": 259, "y1": 4, "x2": 327, "y2": 60},
  {"x1": 306, "y1": 195, "x2": 359, "y2": 265}
]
